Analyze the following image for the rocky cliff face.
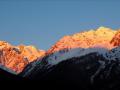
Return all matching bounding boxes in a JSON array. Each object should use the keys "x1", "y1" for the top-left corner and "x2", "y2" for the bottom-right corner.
[
  {"x1": 47, "y1": 27, "x2": 117, "y2": 54},
  {"x1": 110, "y1": 30, "x2": 120, "y2": 46},
  {"x1": 0, "y1": 41, "x2": 45, "y2": 73}
]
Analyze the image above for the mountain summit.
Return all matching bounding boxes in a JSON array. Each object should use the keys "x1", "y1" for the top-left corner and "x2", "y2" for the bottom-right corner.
[{"x1": 47, "y1": 27, "x2": 117, "y2": 54}]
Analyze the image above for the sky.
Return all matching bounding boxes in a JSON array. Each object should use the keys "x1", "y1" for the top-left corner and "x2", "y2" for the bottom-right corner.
[{"x1": 0, "y1": 0, "x2": 120, "y2": 50}]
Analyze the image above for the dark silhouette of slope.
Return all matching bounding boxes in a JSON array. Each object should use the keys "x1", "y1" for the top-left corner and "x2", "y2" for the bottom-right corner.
[
  {"x1": 20, "y1": 47, "x2": 120, "y2": 90},
  {"x1": 39, "y1": 53, "x2": 120, "y2": 90},
  {"x1": 0, "y1": 68, "x2": 25, "y2": 80}
]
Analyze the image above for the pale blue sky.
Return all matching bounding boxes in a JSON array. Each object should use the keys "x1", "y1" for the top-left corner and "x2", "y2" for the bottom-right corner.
[{"x1": 0, "y1": 0, "x2": 120, "y2": 50}]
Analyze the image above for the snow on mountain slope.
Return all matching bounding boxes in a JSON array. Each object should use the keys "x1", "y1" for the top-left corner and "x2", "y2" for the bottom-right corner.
[
  {"x1": 20, "y1": 48, "x2": 120, "y2": 90},
  {"x1": 105, "y1": 47, "x2": 120, "y2": 60},
  {"x1": 21, "y1": 47, "x2": 109, "y2": 77},
  {"x1": 20, "y1": 46, "x2": 120, "y2": 90},
  {"x1": 47, "y1": 48, "x2": 108, "y2": 65}
]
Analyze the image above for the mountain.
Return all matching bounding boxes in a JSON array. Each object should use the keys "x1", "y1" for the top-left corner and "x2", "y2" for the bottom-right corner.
[
  {"x1": 21, "y1": 27, "x2": 120, "y2": 77},
  {"x1": 0, "y1": 41, "x2": 45, "y2": 73},
  {"x1": 19, "y1": 27, "x2": 120, "y2": 89},
  {"x1": 1, "y1": 27, "x2": 118, "y2": 74},
  {"x1": 1, "y1": 27, "x2": 120, "y2": 89}
]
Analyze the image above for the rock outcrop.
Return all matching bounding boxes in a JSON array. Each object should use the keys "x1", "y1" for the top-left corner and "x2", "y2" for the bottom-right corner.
[
  {"x1": 110, "y1": 30, "x2": 120, "y2": 46},
  {"x1": 17, "y1": 45, "x2": 45, "y2": 62}
]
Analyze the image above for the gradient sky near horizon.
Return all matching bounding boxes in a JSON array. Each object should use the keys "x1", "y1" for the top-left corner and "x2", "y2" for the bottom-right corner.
[{"x1": 0, "y1": 0, "x2": 120, "y2": 50}]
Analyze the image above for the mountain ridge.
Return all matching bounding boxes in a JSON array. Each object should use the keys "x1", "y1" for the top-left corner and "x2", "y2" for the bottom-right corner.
[
  {"x1": 0, "y1": 26, "x2": 120, "y2": 74},
  {"x1": 1, "y1": 27, "x2": 120, "y2": 89},
  {"x1": 47, "y1": 27, "x2": 117, "y2": 54}
]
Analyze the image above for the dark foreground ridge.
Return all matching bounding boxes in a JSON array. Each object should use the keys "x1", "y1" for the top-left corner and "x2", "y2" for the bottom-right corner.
[
  {"x1": 0, "y1": 68, "x2": 23, "y2": 80},
  {"x1": 1, "y1": 52, "x2": 120, "y2": 90},
  {"x1": 19, "y1": 47, "x2": 120, "y2": 90}
]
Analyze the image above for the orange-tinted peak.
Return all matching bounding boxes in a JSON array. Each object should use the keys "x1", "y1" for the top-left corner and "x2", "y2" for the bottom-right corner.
[
  {"x1": 0, "y1": 41, "x2": 45, "y2": 73},
  {"x1": 47, "y1": 27, "x2": 118, "y2": 54}
]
